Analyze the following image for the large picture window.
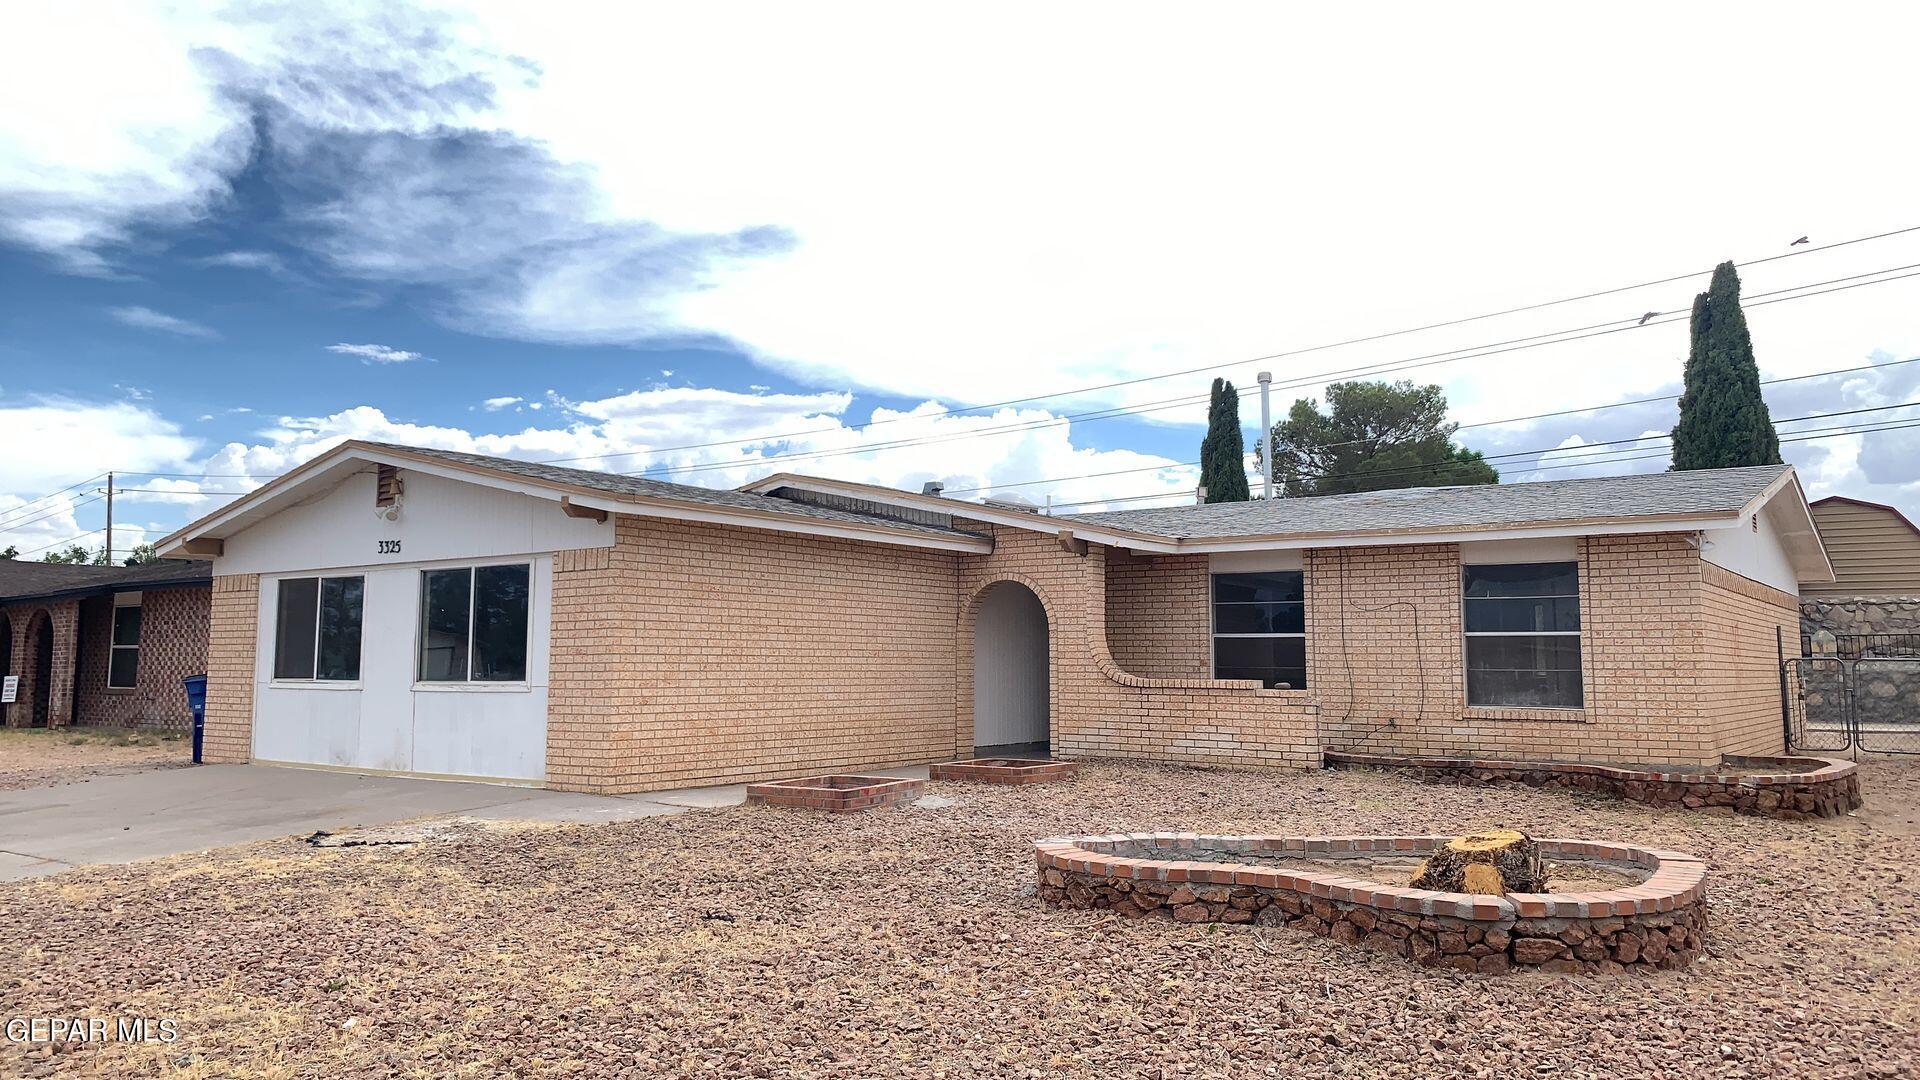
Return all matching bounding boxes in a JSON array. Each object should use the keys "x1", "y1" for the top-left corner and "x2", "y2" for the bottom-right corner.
[
  {"x1": 1212, "y1": 571, "x2": 1306, "y2": 689},
  {"x1": 1463, "y1": 561, "x2": 1582, "y2": 708},
  {"x1": 419, "y1": 564, "x2": 530, "y2": 683},
  {"x1": 274, "y1": 576, "x2": 365, "y2": 681},
  {"x1": 108, "y1": 603, "x2": 141, "y2": 689}
]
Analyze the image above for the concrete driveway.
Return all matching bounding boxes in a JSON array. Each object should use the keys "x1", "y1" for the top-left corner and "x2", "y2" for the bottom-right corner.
[{"x1": 0, "y1": 763, "x2": 757, "y2": 881}]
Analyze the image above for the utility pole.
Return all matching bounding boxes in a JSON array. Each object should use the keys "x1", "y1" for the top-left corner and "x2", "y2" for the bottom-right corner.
[
  {"x1": 102, "y1": 471, "x2": 114, "y2": 565},
  {"x1": 1257, "y1": 371, "x2": 1274, "y2": 500}
]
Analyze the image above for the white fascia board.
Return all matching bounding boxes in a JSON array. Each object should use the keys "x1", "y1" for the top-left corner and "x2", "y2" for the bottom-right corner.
[
  {"x1": 1746, "y1": 470, "x2": 1835, "y2": 583},
  {"x1": 158, "y1": 446, "x2": 993, "y2": 557},
  {"x1": 558, "y1": 492, "x2": 992, "y2": 553},
  {"x1": 1168, "y1": 514, "x2": 1744, "y2": 553}
]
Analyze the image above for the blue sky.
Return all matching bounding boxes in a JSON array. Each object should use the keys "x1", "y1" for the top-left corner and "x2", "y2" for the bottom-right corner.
[{"x1": 3, "y1": 2, "x2": 1919, "y2": 557}]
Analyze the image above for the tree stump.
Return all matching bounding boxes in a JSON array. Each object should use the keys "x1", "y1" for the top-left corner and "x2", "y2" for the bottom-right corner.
[{"x1": 1409, "y1": 830, "x2": 1548, "y2": 894}]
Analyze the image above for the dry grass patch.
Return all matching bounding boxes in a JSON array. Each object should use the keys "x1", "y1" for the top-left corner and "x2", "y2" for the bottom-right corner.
[{"x1": 0, "y1": 727, "x2": 188, "y2": 791}]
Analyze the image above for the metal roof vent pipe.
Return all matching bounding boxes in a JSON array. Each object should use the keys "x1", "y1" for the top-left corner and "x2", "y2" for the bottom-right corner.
[{"x1": 922, "y1": 481, "x2": 945, "y2": 497}]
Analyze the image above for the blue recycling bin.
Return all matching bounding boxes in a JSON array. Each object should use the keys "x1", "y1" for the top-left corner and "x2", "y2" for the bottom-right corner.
[{"x1": 182, "y1": 674, "x2": 208, "y2": 764}]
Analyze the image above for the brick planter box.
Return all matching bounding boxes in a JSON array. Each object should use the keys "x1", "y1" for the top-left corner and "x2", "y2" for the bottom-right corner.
[
  {"x1": 1035, "y1": 833, "x2": 1707, "y2": 975},
  {"x1": 930, "y1": 758, "x2": 1080, "y2": 785},
  {"x1": 745, "y1": 775, "x2": 924, "y2": 812},
  {"x1": 1324, "y1": 752, "x2": 1861, "y2": 820}
]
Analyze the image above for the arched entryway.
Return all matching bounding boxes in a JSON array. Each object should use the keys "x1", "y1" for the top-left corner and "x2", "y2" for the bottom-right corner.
[
  {"x1": 28, "y1": 613, "x2": 53, "y2": 728},
  {"x1": 972, "y1": 580, "x2": 1050, "y2": 753}
]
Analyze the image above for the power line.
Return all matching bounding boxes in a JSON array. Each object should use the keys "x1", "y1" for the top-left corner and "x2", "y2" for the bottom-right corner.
[
  {"x1": 492, "y1": 222, "x2": 1920, "y2": 467},
  {"x1": 122, "y1": 223, "x2": 1920, "y2": 483},
  {"x1": 0, "y1": 492, "x2": 108, "y2": 538},
  {"x1": 107, "y1": 256, "x2": 1920, "y2": 497},
  {"x1": 946, "y1": 353, "x2": 1920, "y2": 495},
  {"x1": 0, "y1": 472, "x2": 107, "y2": 530},
  {"x1": 1048, "y1": 416, "x2": 1920, "y2": 511}
]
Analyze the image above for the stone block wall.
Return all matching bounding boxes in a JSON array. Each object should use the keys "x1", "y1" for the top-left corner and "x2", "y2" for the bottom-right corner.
[
  {"x1": 1801, "y1": 596, "x2": 1920, "y2": 640},
  {"x1": 1036, "y1": 834, "x2": 1708, "y2": 974}
]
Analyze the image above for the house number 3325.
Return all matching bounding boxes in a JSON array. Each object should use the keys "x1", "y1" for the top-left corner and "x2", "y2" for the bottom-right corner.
[{"x1": 377, "y1": 540, "x2": 402, "y2": 554}]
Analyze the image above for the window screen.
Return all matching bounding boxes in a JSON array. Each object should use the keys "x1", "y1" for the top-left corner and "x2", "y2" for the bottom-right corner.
[
  {"x1": 1212, "y1": 571, "x2": 1307, "y2": 689},
  {"x1": 1463, "y1": 561, "x2": 1582, "y2": 708}
]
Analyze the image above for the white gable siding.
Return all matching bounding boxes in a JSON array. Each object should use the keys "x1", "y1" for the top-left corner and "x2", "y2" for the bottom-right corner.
[{"x1": 214, "y1": 469, "x2": 610, "y2": 578}]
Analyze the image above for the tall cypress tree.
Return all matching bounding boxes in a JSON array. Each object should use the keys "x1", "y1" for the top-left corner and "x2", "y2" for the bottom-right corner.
[
  {"x1": 1199, "y1": 377, "x2": 1252, "y2": 502},
  {"x1": 1670, "y1": 261, "x2": 1783, "y2": 470}
]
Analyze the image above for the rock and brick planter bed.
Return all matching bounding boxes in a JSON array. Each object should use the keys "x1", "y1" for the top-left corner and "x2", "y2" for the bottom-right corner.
[
  {"x1": 929, "y1": 758, "x2": 1080, "y2": 785},
  {"x1": 744, "y1": 775, "x2": 924, "y2": 812},
  {"x1": 1324, "y1": 751, "x2": 1862, "y2": 819},
  {"x1": 1035, "y1": 833, "x2": 1708, "y2": 975}
]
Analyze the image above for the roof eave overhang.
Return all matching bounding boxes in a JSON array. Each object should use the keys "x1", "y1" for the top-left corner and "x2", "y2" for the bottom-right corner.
[
  {"x1": 1745, "y1": 469, "x2": 1835, "y2": 584},
  {"x1": 739, "y1": 473, "x2": 1791, "y2": 555},
  {"x1": 156, "y1": 443, "x2": 995, "y2": 559}
]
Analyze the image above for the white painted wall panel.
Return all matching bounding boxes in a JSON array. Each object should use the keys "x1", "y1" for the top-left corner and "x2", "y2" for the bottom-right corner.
[
  {"x1": 217, "y1": 469, "x2": 610, "y2": 577},
  {"x1": 250, "y1": 551, "x2": 554, "y2": 783},
  {"x1": 1703, "y1": 510, "x2": 1799, "y2": 594},
  {"x1": 973, "y1": 582, "x2": 1049, "y2": 747}
]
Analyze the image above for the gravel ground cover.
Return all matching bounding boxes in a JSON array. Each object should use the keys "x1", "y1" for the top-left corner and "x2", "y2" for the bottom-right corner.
[
  {"x1": 3, "y1": 758, "x2": 1917, "y2": 1079},
  {"x1": 0, "y1": 728, "x2": 189, "y2": 791}
]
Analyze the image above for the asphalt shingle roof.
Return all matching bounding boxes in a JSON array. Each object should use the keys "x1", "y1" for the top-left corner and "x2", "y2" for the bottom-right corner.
[
  {"x1": 362, "y1": 443, "x2": 986, "y2": 543},
  {"x1": 1065, "y1": 466, "x2": 1791, "y2": 540},
  {"x1": 0, "y1": 559, "x2": 211, "y2": 604}
]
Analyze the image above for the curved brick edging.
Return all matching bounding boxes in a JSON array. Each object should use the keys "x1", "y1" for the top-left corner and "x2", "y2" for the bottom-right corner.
[
  {"x1": 1325, "y1": 752, "x2": 1862, "y2": 819},
  {"x1": 1035, "y1": 834, "x2": 1707, "y2": 974}
]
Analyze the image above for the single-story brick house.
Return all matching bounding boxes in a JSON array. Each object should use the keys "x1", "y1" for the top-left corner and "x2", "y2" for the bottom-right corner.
[
  {"x1": 154, "y1": 440, "x2": 1831, "y2": 791},
  {"x1": 1, "y1": 558, "x2": 212, "y2": 729}
]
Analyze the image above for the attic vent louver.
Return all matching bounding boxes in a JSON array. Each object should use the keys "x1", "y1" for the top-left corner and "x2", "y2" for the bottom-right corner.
[{"x1": 376, "y1": 464, "x2": 404, "y2": 510}]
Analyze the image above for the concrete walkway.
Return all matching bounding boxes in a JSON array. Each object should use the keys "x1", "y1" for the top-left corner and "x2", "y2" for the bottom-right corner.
[{"x1": 0, "y1": 762, "x2": 919, "y2": 881}]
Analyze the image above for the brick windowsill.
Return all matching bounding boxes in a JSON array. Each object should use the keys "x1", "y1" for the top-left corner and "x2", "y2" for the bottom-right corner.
[{"x1": 1459, "y1": 706, "x2": 1590, "y2": 724}]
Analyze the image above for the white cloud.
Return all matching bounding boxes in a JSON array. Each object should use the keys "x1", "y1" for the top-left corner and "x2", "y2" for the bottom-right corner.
[
  {"x1": 5, "y1": 3, "x2": 1920, "y2": 521},
  {"x1": 165, "y1": 387, "x2": 1192, "y2": 532},
  {"x1": 198, "y1": 249, "x2": 288, "y2": 275},
  {"x1": 0, "y1": 398, "x2": 198, "y2": 556},
  {"x1": 481, "y1": 396, "x2": 524, "y2": 410},
  {"x1": 325, "y1": 342, "x2": 428, "y2": 364},
  {"x1": 108, "y1": 305, "x2": 217, "y2": 339}
]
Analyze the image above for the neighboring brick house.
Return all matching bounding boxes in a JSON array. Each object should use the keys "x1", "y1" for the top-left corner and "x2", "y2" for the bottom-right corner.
[
  {"x1": 156, "y1": 440, "x2": 1831, "y2": 791},
  {"x1": 0, "y1": 559, "x2": 211, "y2": 730}
]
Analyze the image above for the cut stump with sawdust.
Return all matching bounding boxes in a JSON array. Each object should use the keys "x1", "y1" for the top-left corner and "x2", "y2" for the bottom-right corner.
[{"x1": 1408, "y1": 829, "x2": 1548, "y2": 894}]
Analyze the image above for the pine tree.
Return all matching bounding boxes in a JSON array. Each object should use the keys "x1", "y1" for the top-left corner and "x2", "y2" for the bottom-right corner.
[
  {"x1": 1670, "y1": 261, "x2": 1783, "y2": 470},
  {"x1": 1198, "y1": 377, "x2": 1252, "y2": 503}
]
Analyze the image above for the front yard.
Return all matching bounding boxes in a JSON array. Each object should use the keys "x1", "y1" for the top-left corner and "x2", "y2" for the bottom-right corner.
[
  {"x1": 4, "y1": 759, "x2": 1918, "y2": 1078},
  {"x1": 0, "y1": 728, "x2": 189, "y2": 791}
]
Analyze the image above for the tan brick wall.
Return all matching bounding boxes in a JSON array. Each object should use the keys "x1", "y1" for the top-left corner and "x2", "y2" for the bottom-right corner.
[
  {"x1": 546, "y1": 517, "x2": 962, "y2": 794},
  {"x1": 1105, "y1": 549, "x2": 1211, "y2": 679},
  {"x1": 958, "y1": 525, "x2": 1321, "y2": 771},
  {"x1": 201, "y1": 574, "x2": 259, "y2": 764},
  {"x1": 1306, "y1": 534, "x2": 1724, "y2": 765},
  {"x1": 72, "y1": 586, "x2": 210, "y2": 729},
  {"x1": 1700, "y1": 562, "x2": 1796, "y2": 757}
]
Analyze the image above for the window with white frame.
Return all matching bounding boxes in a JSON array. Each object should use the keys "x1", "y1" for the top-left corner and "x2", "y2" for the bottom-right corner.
[
  {"x1": 1462, "y1": 561, "x2": 1582, "y2": 708},
  {"x1": 108, "y1": 599, "x2": 141, "y2": 689},
  {"x1": 419, "y1": 564, "x2": 530, "y2": 683},
  {"x1": 1211, "y1": 571, "x2": 1307, "y2": 689},
  {"x1": 273, "y1": 576, "x2": 365, "y2": 681}
]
